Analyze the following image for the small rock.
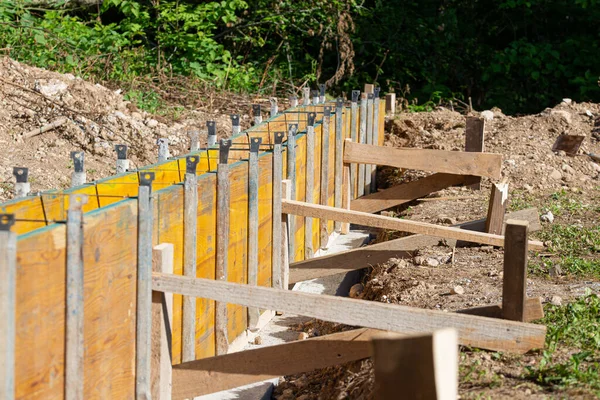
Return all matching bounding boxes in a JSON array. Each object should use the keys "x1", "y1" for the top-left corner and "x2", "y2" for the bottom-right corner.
[
  {"x1": 549, "y1": 265, "x2": 563, "y2": 277},
  {"x1": 349, "y1": 283, "x2": 364, "y2": 298},
  {"x1": 562, "y1": 164, "x2": 575, "y2": 175},
  {"x1": 131, "y1": 112, "x2": 143, "y2": 120},
  {"x1": 591, "y1": 162, "x2": 600, "y2": 173},
  {"x1": 523, "y1": 183, "x2": 534, "y2": 193},
  {"x1": 550, "y1": 109, "x2": 572, "y2": 125},
  {"x1": 254, "y1": 336, "x2": 262, "y2": 345},
  {"x1": 561, "y1": 98, "x2": 572, "y2": 105},
  {"x1": 557, "y1": 150, "x2": 567, "y2": 157},
  {"x1": 480, "y1": 110, "x2": 494, "y2": 121},
  {"x1": 146, "y1": 118, "x2": 159, "y2": 128},
  {"x1": 282, "y1": 389, "x2": 294, "y2": 397},
  {"x1": 586, "y1": 110, "x2": 594, "y2": 118},
  {"x1": 425, "y1": 258, "x2": 440, "y2": 267},
  {"x1": 549, "y1": 168, "x2": 562, "y2": 180},
  {"x1": 438, "y1": 216, "x2": 456, "y2": 224},
  {"x1": 450, "y1": 286, "x2": 465, "y2": 295},
  {"x1": 480, "y1": 245, "x2": 494, "y2": 253},
  {"x1": 297, "y1": 332, "x2": 309, "y2": 341},
  {"x1": 540, "y1": 211, "x2": 554, "y2": 223},
  {"x1": 414, "y1": 256, "x2": 426, "y2": 265},
  {"x1": 550, "y1": 296, "x2": 562, "y2": 306}
]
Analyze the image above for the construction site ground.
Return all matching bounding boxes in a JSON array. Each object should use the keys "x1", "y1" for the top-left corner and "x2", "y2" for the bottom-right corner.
[{"x1": 2, "y1": 58, "x2": 599, "y2": 399}]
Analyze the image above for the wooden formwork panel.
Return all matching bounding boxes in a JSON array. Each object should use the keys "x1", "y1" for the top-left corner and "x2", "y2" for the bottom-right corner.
[
  {"x1": 292, "y1": 133, "x2": 307, "y2": 262},
  {"x1": 15, "y1": 200, "x2": 138, "y2": 399},
  {"x1": 257, "y1": 152, "x2": 274, "y2": 289}
]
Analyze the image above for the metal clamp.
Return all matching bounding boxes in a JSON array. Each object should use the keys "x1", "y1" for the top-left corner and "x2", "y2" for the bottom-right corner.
[
  {"x1": 0, "y1": 214, "x2": 15, "y2": 231},
  {"x1": 274, "y1": 132, "x2": 285, "y2": 145},
  {"x1": 12, "y1": 167, "x2": 28, "y2": 183},
  {"x1": 252, "y1": 104, "x2": 261, "y2": 117},
  {"x1": 139, "y1": 172, "x2": 155, "y2": 187},
  {"x1": 186, "y1": 155, "x2": 199, "y2": 174},
  {"x1": 368, "y1": 93, "x2": 375, "y2": 100},
  {"x1": 374, "y1": 87, "x2": 381, "y2": 97},
  {"x1": 70, "y1": 152, "x2": 85, "y2": 173},
  {"x1": 288, "y1": 124, "x2": 298, "y2": 137},
  {"x1": 219, "y1": 139, "x2": 232, "y2": 164},
  {"x1": 207, "y1": 121, "x2": 217, "y2": 136},
  {"x1": 250, "y1": 137, "x2": 262, "y2": 153},
  {"x1": 115, "y1": 144, "x2": 127, "y2": 160},
  {"x1": 352, "y1": 90, "x2": 360, "y2": 103},
  {"x1": 324, "y1": 106, "x2": 331, "y2": 117},
  {"x1": 307, "y1": 112, "x2": 316, "y2": 126},
  {"x1": 319, "y1": 84, "x2": 326, "y2": 98},
  {"x1": 336, "y1": 98, "x2": 344, "y2": 108},
  {"x1": 231, "y1": 114, "x2": 240, "y2": 126}
]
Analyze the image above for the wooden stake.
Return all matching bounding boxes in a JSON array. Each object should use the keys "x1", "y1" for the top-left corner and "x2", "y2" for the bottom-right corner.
[
  {"x1": 485, "y1": 183, "x2": 509, "y2": 235},
  {"x1": 151, "y1": 243, "x2": 174, "y2": 400},
  {"x1": 364, "y1": 83, "x2": 375, "y2": 94},
  {"x1": 365, "y1": 93, "x2": 374, "y2": 194},
  {"x1": 372, "y1": 88, "x2": 380, "y2": 191},
  {"x1": 385, "y1": 93, "x2": 396, "y2": 116},
  {"x1": 320, "y1": 107, "x2": 331, "y2": 249},
  {"x1": 502, "y1": 220, "x2": 529, "y2": 322},
  {"x1": 281, "y1": 180, "x2": 292, "y2": 290},
  {"x1": 216, "y1": 140, "x2": 231, "y2": 355},
  {"x1": 341, "y1": 162, "x2": 351, "y2": 234},
  {"x1": 0, "y1": 214, "x2": 16, "y2": 400},
  {"x1": 182, "y1": 157, "x2": 198, "y2": 362},
  {"x1": 248, "y1": 138, "x2": 261, "y2": 329},
  {"x1": 152, "y1": 273, "x2": 547, "y2": 353},
  {"x1": 465, "y1": 116, "x2": 486, "y2": 189},
  {"x1": 272, "y1": 133, "x2": 284, "y2": 289},
  {"x1": 136, "y1": 173, "x2": 154, "y2": 400},
  {"x1": 286, "y1": 124, "x2": 298, "y2": 260},
  {"x1": 372, "y1": 329, "x2": 458, "y2": 400},
  {"x1": 334, "y1": 99, "x2": 344, "y2": 232},
  {"x1": 305, "y1": 114, "x2": 316, "y2": 259},
  {"x1": 358, "y1": 94, "x2": 367, "y2": 197},
  {"x1": 350, "y1": 90, "x2": 360, "y2": 199}
]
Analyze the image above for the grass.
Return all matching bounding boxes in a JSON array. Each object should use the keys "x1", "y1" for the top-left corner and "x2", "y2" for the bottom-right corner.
[{"x1": 526, "y1": 292, "x2": 600, "y2": 396}]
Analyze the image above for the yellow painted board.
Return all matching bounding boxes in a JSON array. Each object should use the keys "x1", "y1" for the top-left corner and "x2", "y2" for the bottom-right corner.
[
  {"x1": 293, "y1": 133, "x2": 307, "y2": 262},
  {"x1": 95, "y1": 173, "x2": 139, "y2": 208},
  {"x1": 257, "y1": 153, "x2": 273, "y2": 288},
  {"x1": 0, "y1": 196, "x2": 47, "y2": 234}
]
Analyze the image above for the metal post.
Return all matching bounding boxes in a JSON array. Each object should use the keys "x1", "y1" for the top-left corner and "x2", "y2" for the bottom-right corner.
[
  {"x1": 319, "y1": 84, "x2": 326, "y2": 104},
  {"x1": 207, "y1": 121, "x2": 217, "y2": 147},
  {"x1": 358, "y1": 93, "x2": 367, "y2": 197},
  {"x1": 272, "y1": 133, "x2": 284, "y2": 289},
  {"x1": 66, "y1": 194, "x2": 87, "y2": 400},
  {"x1": 13, "y1": 167, "x2": 30, "y2": 198},
  {"x1": 270, "y1": 98, "x2": 278, "y2": 118},
  {"x1": 372, "y1": 87, "x2": 380, "y2": 192},
  {"x1": 231, "y1": 115, "x2": 241, "y2": 136},
  {"x1": 302, "y1": 87, "x2": 311, "y2": 106},
  {"x1": 188, "y1": 131, "x2": 200, "y2": 152},
  {"x1": 115, "y1": 145, "x2": 130, "y2": 174},
  {"x1": 253, "y1": 104, "x2": 262, "y2": 126},
  {"x1": 182, "y1": 156, "x2": 198, "y2": 362},
  {"x1": 304, "y1": 112, "x2": 316, "y2": 258},
  {"x1": 216, "y1": 139, "x2": 231, "y2": 355},
  {"x1": 157, "y1": 138, "x2": 170, "y2": 163},
  {"x1": 136, "y1": 172, "x2": 154, "y2": 400},
  {"x1": 334, "y1": 98, "x2": 344, "y2": 232},
  {"x1": 70, "y1": 152, "x2": 86, "y2": 188},
  {"x1": 311, "y1": 90, "x2": 319, "y2": 106},
  {"x1": 365, "y1": 93, "x2": 374, "y2": 194},
  {"x1": 248, "y1": 137, "x2": 261, "y2": 329},
  {"x1": 0, "y1": 214, "x2": 16, "y2": 400},
  {"x1": 289, "y1": 95, "x2": 298, "y2": 108},
  {"x1": 350, "y1": 90, "x2": 359, "y2": 199},
  {"x1": 320, "y1": 107, "x2": 331, "y2": 249},
  {"x1": 286, "y1": 124, "x2": 298, "y2": 261}
]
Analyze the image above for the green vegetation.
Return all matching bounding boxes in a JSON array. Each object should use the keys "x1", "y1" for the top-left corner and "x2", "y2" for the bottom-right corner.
[
  {"x1": 2, "y1": 0, "x2": 600, "y2": 113},
  {"x1": 527, "y1": 292, "x2": 600, "y2": 395}
]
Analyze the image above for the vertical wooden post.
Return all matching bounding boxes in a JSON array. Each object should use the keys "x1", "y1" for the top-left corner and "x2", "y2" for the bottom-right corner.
[
  {"x1": 364, "y1": 83, "x2": 375, "y2": 94},
  {"x1": 182, "y1": 156, "x2": 198, "y2": 362},
  {"x1": 365, "y1": 93, "x2": 374, "y2": 194},
  {"x1": 207, "y1": 121, "x2": 217, "y2": 147},
  {"x1": 151, "y1": 243, "x2": 174, "y2": 400},
  {"x1": 302, "y1": 87, "x2": 311, "y2": 106},
  {"x1": 115, "y1": 144, "x2": 130, "y2": 174},
  {"x1": 136, "y1": 173, "x2": 154, "y2": 400},
  {"x1": 281, "y1": 180, "x2": 292, "y2": 289},
  {"x1": 216, "y1": 139, "x2": 231, "y2": 355},
  {"x1": 286, "y1": 124, "x2": 298, "y2": 261},
  {"x1": 304, "y1": 113, "x2": 316, "y2": 259},
  {"x1": 485, "y1": 183, "x2": 509, "y2": 235},
  {"x1": 253, "y1": 104, "x2": 262, "y2": 126},
  {"x1": 357, "y1": 94, "x2": 367, "y2": 198},
  {"x1": 320, "y1": 107, "x2": 331, "y2": 250},
  {"x1": 465, "y1": 117, "x2": 485, "y2": 190},
  {"x1": 502, "y1": 220, "x2": 529, "y2": 322},
  {"x1": 350, "y1": 90, "x2": 360, "y2": 200},
  {"x1": 0, "y1": 214, "x2": 16, "y2": 400},
  {"x1": 248, "y1": 137, "x2": 261, "y2": 329},
  {"x1": 385, "y1": 93, "x2": 396, "y2": 116},
  {"x1": 341, "y1": 141, "x2": 351, "y2": 234},
  {"x1": 371, "y1": 88, "x2": 380, "y2": 192},
  {"x1": 188, "y1": 131, "x2": 200, "y2": 152},
  {"x1": 12, "y1": 167, "x2": 30, "y2": 198},
  {"x1": 371, "y1": 328, "x2": 458, "y2": 400},
  {"x1": 70, "y1": 151, "x2": 86, "y2": 188},
  {"x1": 231, "y1": 115, "x2": 241, "y2": 136},
  {"x1": 272, "y1": 133, "x2": 284, "y2": 289},
  {"x1": 334, "y1": 99, "x2": 344, "y2": 232}
]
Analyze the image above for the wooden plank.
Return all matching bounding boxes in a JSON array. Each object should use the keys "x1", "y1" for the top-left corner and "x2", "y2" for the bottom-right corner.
[
  {"x1": 344, "y1": 142, "x2": 502, "y2": 180},
  {"x1": 358, "y1": 94, "x2": 367, "y2": 197},
  {"x1": 66, "y1": 195, "x2": 86, "y2": 400},
  {"x1": 372, "y1": 329, "x2": 458, "y2": 400},
  {"x1": 457, "y1": 297, "x2": 543, "y2": 322},
  {"x1": 136, "y1": 184, "x2": 153, "y2": 400},
  {"x1": 151, "y1": 243, "x2": 174, "y2": 400},
  {"x1": 334, "y1": 99, "x2": 344, "y2": 232},
  {"x1": 465, "y1": 116, "x2": 485, "y2": 189},
  {"x1": 281, "y1": 180, "x2": 292, "y2": 290},
  {"x1": 286, "y1": 124, "x2": 297, "y2": 260},
  {"x1": 0, "y1": 216, "x2": 16, "y2": 400},
  {"x1": 350, "y1": 91, "x2": 359, "y2": 200},
  {"x1": 248, "y1": 139, "x2": 261, "y2": 329},
  {"x1": 171, "y1": 328, "x2": 398, "y2": 399},
  {"x1": 365, "y1": 94, "x2": 374, "y2": 194},
  {"x1": 385, "y1": 93, "x2": 396, "y2": 115},
  {"x1": 305, "y1": 118, "x2": 316, "y2": 258},
  {"x1": 152, "y1": 273, "x2": 547, "y2": 353},
  {"x1": 503, "y1": 220, "x2": 529, "y2": 321},
  {"x1": 216, "y1": 159, "x2": 230, "y2": 355},
  {"x1": 372, "y1": 92, "x2": 380, "y2": 193},
  {"x1": 319, "y1": 107, "x2": 331, "y2": 249},
  {"x1": 341, "y1": 161, "x2": 351, "y2": 234},
  {"x1": 182, "y1": 168, "x2": 197, "y2": 362},
  {"x1": 350, "y1": 173, "x2": 479, "y2": 214},
  {"x1": 485, "y1": 183, "x2": 509, "y2": 235},
  {"x1": 288, "y1": 207, "x2": 542, "y2": 284},
  {"x1": 282, "y1": 200, "x2": 544, "y2": 250},
  {"x1": 272, "y1": 134, "x2": 284, "y2": 289},
  {"x1": 364, "y1": 83, "x2": 375, "y2": 94}
]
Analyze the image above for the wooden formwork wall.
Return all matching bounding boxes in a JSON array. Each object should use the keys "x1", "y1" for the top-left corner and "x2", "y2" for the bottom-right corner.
[{"x1": 3, "y1": 102, "x2": 385, "y2": 399}]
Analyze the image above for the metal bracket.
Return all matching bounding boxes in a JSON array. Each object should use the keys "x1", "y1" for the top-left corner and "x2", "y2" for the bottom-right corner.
[
  {"x1": 139, "y1": 172, "x2": 155, "y2": 187},
  {"x1": 0, "y1": 214, "x2": 15, "y2": 231},
  {"x1": 70, "y1": 152, "x2": 84, "y2": 173},
  {"x1": 68, "y1": 194, "x2": 89, "y2": 211},
  {"x1": 250, "y1": 137, "x2": 262, "y2": 153},
  {"x1": 290, "y1": 95, "x2": 298, "y2": 101},
  {"x1": 352, "y1": 90, "x2": 360, "y2": 103},
  {"x1": 324, "y1": 106, "x2": 331, "y2": 117},
  {"x1": 310, "y1": 90, "x2": 319, "y2": 99},
  {"x1": 319, "y1": 84, "x2": 326, "y2": 98},
  {"x1": 231, "y1": 114, "x2": 240, "y2": 127},
  {"x1": 12, "y1": 167, "x2": 28, "y2": 183},
  {"x1": 207, "y1": 121, "x2": 217, "y2": 136},
  {"x1": 374, "y1": 87, "x2": 381, "y2": 98},
  {"x1": 336, "y1": 98, "x2": 344, "y2": 109},
  {"x1": 252, "y1": 104, "x2": 261, "y2": 117},
  {"x1": 288, "y1": 124, "x2": 298, "y2": 137},
  {"x1": 307, "y1": 112, "x2": 316, "y2": 126},
  {"x1": 368, "y1": 93, "x2": 375, "y2": 100},
  {"x1": 219, "y1": 139, "x2": 232, "y2": 164},
  {"x1": 115, "y1": 144, "x2": 127, "y2": 160},
  {"x1": 274, "y1": 132, "x2": 285, "y2": 145},
  {"x1": 186, "y1": 155, "x2": 199, "y2": 174}
]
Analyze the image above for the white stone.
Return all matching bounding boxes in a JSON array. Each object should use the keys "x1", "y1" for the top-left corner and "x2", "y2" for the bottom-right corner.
[
  {"x1": 550, "y1": 296, "x2": 562, "y2": 306},
  {"x1": 425, "y1": 258, "x2": 440, "y2": 267},
  {"x1": 450, "y1": 286, "x2": 465, "y2": 295},
  {"x1": 550, "y1": 110, "x2": 572, "y2": 125},
  {"x1": 549, "y1": 168, "x2": 562, "y2": 180},
  {"x1": 145, "y1": 119, "x2": 159, "y2": 128},
  {"x1": 540, "y1": 211, "x2": 554, "y2": 223},
  {"x1": 480, "y1": 110, "x2": 494, "y2": 121},
  {"x1": 561, "y1": 98, "x2": 572, "y2": 105}
]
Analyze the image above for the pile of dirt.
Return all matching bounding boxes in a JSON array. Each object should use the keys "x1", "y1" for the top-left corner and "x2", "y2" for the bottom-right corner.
[{"x1": 0, "y1": 57, "x2": 257, "y2": 201}]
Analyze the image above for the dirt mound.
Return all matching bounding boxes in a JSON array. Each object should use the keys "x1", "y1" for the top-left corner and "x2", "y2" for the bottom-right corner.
[{"x1": 0, "y1": 57, "x2": 251, "y2": 201}]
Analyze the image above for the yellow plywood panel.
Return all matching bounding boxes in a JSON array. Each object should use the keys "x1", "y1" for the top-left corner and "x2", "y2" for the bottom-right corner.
[
  {"x1": 379, "y1": 101, "x2": 385, "y2": 146},
  {"x1": 0, "y1": 196, "x2": 47, "y2": 234},
  {"x1": 293, "y1": 133, "x2": 307, "y2": 262},
  {"x1": 95, "y1": 173, "x2": 140, "y2": 208},
  {"x1": 257, "y1": 153, "x2": 273, "y2": 288},
  {"x1": 140, "y1": 159, "x2": 183, "y2": 192},
  {"x1": 312, "y1": 122, "x2": 323, "y2": 251}
]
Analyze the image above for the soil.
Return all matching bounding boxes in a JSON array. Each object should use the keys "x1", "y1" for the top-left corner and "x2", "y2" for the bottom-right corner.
[
  {"x1": 274, "y1": 104, "x2": 600, "y2": 399},
  {"x1": 0, "y1": 57, "x2": 261, "y2": 201}
]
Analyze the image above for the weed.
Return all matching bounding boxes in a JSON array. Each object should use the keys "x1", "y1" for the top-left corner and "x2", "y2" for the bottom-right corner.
[{"x1": 508, "y1": 190, "x2": 535, "y2": 211}]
